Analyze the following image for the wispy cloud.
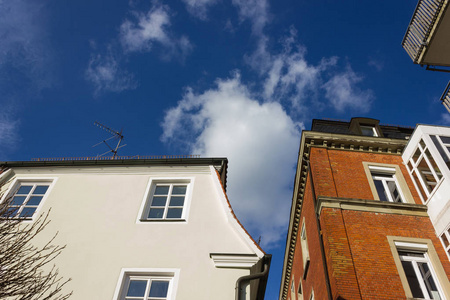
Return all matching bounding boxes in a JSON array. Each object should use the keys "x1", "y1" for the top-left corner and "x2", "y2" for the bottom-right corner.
[
  {"x1": 0, "y1": 0, "x2": 54, "y2": 91},
  {"x1": 0, "y1": 107, "x2": 19, "y2": 156},
  {"x1": 181, "y1": 0, "x2": 218, "y2": 20},
  {"x1": 162, "y1": 73, "x2": 302, "y2": 247},
  {"x1": 119, "y1": 4, "x2": 193, "y2": 60},
  {"x1": 232, "y1": 0, "x2": 269, "y2": 36},
  {"x1": 323, "y1": 66, "x2": 374, "y2": 113},
  {"x1": 85, "y1": 48, "x2": 137, "y2": 96}
]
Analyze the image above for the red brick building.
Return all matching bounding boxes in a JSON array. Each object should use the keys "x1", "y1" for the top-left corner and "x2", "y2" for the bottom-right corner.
[{"x1": 280, "y1": 118, "x2": 450, "y2": 300}]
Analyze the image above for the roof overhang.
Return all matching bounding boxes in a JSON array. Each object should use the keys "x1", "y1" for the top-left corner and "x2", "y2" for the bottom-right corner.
[{"x1": 402, "y1": 0, "x2": 450, "y2": 68}]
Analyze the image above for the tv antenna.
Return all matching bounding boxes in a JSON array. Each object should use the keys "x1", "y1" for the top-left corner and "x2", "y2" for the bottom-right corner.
[{"x1": 93, "y1": 121, "x2": 126, "y2": 158}]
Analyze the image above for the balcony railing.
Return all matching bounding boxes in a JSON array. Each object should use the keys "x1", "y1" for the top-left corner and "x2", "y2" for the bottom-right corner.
[
  {"x1": 31, "y1": 155, "x2": 201, "y2": 162},
  {"x1": 402, "y1": 0, "x2": 446, "y2": 64},
  {"x1": 440, "y1": 81, "x2": 450, "y2": 113}
]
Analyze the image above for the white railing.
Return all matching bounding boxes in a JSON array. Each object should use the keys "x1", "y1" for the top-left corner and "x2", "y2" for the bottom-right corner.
[
  {"x1": 441, "y1": 81, "x2": 450, "y2": 113},
  {"x1": 402, "y1": 0, "x2": 446, "y2": 63},
  {"x1": 31, "y1": 155, "x2": 200, "y2": 162}
]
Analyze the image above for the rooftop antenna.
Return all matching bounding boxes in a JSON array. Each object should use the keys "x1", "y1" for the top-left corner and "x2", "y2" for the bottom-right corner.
[{"x1": 93, "y1": 121, "x2": 126, "y2": 158}]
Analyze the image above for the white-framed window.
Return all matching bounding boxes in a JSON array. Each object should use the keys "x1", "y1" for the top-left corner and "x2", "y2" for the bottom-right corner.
[
  {"x1": 360, "y1": 125, "x2": 378, "y2": 137},
  {"x1": 440, "y1": 225, "x2": 450, "y2": 261},
  {"x1": 309, "y1": 289, "x2": 314, "y2": 300},
  {"x1": 406, "y1": 139, "x2": 443, "y2": 203},
  {"x1": 395, "y1": 242, "x2": 444, "y2": 299},
  {"x1": 114, "y1": 269, "x2": 179, "y2": 300},
  {"x1": 369, "y1": 166, "x2": 405, "y2": 203},
  {"x1": 290, "y1": 278, "x2": 296, "y2": 300},
  {"x1": 1, "y1": 179, "x2": 54, "y2": 220},
  {"x1": 297, "y1": 280, "x2": 303, "y2": 300},
  {"x1": 430, "y1": 135, "x2": 450, "y2": 167},
  {"x1": 138, "y1": 178, "x2": 193, "y2": 222},
  {"x1": 300, "y1": 218, "x2": 310, "y2": 279}
]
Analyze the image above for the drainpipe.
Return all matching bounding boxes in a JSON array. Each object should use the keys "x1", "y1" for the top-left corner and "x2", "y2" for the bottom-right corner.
[
  {"x1": 303, "y1": 157, "x2": 333, "y2": 300},
  {"x1": 235, "y1": 256, "x2": 270, "y2": 300}
]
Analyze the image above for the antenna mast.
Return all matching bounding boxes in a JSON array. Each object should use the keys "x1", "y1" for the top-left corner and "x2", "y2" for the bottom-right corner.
[{"x1": 93, "y1": 121, "x2": 126, "y2": 158}]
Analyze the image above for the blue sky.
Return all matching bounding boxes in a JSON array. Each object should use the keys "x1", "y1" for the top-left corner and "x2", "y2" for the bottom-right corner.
[{"x1": 1, "y1": 0, "x2": 449, "y2": 299}]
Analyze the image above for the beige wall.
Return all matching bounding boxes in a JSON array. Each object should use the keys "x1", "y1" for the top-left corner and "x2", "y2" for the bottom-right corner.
[{"x1": 3, "y1": 165, "x2": 262, "y2": 299}]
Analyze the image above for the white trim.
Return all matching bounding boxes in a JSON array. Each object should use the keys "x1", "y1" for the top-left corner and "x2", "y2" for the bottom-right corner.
[
  {"x1": 368, "y1": 165, "x2": 396, "y2": 173},
  {"x1": 209, "y1": 166, "x2": 264, "y2": 257},
  {"x1": 210, "y1": 253, "x2": 259, "y2": 268},
  {"x1": 112, "y1": 268, "x2": 180, "y2": 300},
  {"x1": 136, "y1": 177, "x2": 194, "y2": 223},
  {"x1": 0, "y1": 176, "x2": 58, "y2": 222}
]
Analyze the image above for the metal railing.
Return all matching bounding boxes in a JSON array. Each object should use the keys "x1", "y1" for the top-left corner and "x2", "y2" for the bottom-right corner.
[
  {"x1": 440, "y1": 81, "x2": 450, "y2": 113},
  {"x1": 402, "y1": 0, "x2": 446, "y2": 63},
  {"x1": 31, "y1": 155, "x2": 200, "y2": 162}
]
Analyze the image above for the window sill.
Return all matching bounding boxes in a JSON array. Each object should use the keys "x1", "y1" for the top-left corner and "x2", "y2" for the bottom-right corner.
[{"x1": 139, "y1": 219, "x2": 186, "y2": 223}]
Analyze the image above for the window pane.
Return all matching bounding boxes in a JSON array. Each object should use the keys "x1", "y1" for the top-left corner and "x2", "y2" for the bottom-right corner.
[
  {"x1": 127, "y1": 280, "x2": 147, "y2": 297},
  {"x1": 19, "y1": 207, "x2": 36, "y2": 218},
  {"x1": 441, "y1": 233, "x2": 449, "y2": 247},
  {"x1": 412, "y1": 170, "x2": 427, "y2": 201},
  {"x1": 148, "y1": 208, "x2": 165, "y2": 219},
  {"x1": 169, "y1": 196, "x2": 184, "y2": 206},
  {"x1": 17, "y1": 186, "x2": 32, "y2": 195},
  {"x1": 33, "y1": 185, "x2": 49, "y2": 194},
  {"x1": 425, "y1": 149, "x2": 442, "y2": 180},
  {"x1": 154, "y1": 186, "x2": 169, "y2": 195},
  {"x1": 3, "y1": 207, "x2": 19, "y2": 217},
  {"x1": 420, "y1": 139, "x2": 427, "y2": 150},
  {"x1": 11, "y1": 196, "x2": 26, "y2": 205},
  {"x1": 413, "y1": 148, "x2": 421, "y2": 164},
  {"x1": 431, "y1": 135, "x2": 450, "y2": 163},
  {"x1": 152, "y1": 196, "x2": 167, "y2": 207},
  {"x1": 417, "y1": 158, "x2": 436, "y2": 193},
  {"x1": 440, "y1": 136, "x2": 450, "y2": 144},
  {"x1": 166, "y1": 208, "x2": 183, "y2": 219},
  {"x1": 27, "y1": 196, "x2": 43, "y2": 206},
  {"x1": 374, "y1": 180, "x2": 389, "y2": 202},
  {"x1": 401, "y1": 261, "x2": 424, "y2": 298},
  {"x1": 172, "y1": 185, "x2": 187, "y2": 195},
  {"x1": 149, "y1": 280, "x2": 169, "y2": 297}
]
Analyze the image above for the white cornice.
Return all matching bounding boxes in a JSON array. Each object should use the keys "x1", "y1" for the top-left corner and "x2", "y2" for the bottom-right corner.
[{"x1": 210, "y1": 253, "x2": 259, "y2": 269}]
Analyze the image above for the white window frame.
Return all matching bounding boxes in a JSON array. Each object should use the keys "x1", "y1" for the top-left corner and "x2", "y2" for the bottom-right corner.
[
  {"x1": 369, "y1": 166, "x2": 406, "y2": 203},
  {"x1": 300, "y1": 218, "x2": 310, "y2": 279},
  {"x1": 430, "y1": 134, "x2": 450, "y2": 164},
  {"x1": 137, "y1": 177, "x2": 194, "y2": 223},
  {"x1": 406, "y1": 139, "x2": 443, "y2": 203},
  {"x1": 113, "y1": 268, "x2": 179, "y2": 300},
  {"x1": 0, "y1": 177, "x2": 57, "y2": 221},
  {"x1": 395, "y1": 242, "x2": 445, "y2": 300},
  {"x1": 297, "y1": 280, "x2": 303, "y2": 300},
  {"x1": 360, "y1": 125, "x2": 378, "y2": 137},
  {"x1": 439, "y1": 225, "x2": 450, "y2": 261}
]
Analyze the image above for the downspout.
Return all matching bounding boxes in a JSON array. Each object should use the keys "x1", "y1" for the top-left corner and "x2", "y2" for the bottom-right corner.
[
  {"x1": 235, "y1": 256, "x2": 270, "y2": 300},
  {"x1": 303, "y1": 157, "x2": 333, "y2": 300}
]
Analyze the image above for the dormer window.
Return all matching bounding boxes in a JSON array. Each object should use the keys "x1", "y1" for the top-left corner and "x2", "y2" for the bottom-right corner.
[{"x1": 360, "y1": 125, "x2": 378, "y2": 137}]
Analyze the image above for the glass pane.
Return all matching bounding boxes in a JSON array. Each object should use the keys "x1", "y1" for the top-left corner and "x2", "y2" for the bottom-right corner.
[
  {"x1": 417, "y1": 158, "x2": 436, "y2": 193},
  {"x1": 166, "y1": 208, "x2": 183, "y2": 219},
  {"x1": 401, "y1": 260, "x2": 424, "y2": 298},
  {"x1": 431, "y1": 135, "x2": 450, "y2": 163},
  {"x1": 27, "y1": 196, "x2": 43, "y2": 206},
  {"x1": 420, "y1": 139, "x2": 426, "y2": 150},
  {"x1": 127, "y1": 280, "x2": 147, "y2": 297},
  {"x1": 148, "y1": 208, "x2": 165, "y2": 219},
  {"x1": 3, "y1": 207, "x2": 19, "y2": 217},
  {"x1": 440, "y1": 136, "x2": 450, "y2": 144},
  {"x1": 172, "y1": 185, "x2": 187, "y2": 195},
  {"x1": 152, "y1": 196, "x2": 167, "y2": 207},
  {"x1": 169, "y1": 196, "x2": 184, "y2": 206},
  {"x1": 11, "y1": 196, "x2": 26, "y2": 205},
  {"x1": 374, "y1": 180, "x2": 389, "y2": 202},
  {"x1": 19, "y1": 207, "x2": 36, "y2": 218},
  {"x1": 387, "y1": 181, "x2": 401, "y2": 202},
  {"x1": 149, "y1": 280, "x2": 169, "y2": 297},
  {"x1": 413, "y1": 148, "x2": 421, "y2": 164},
  {"x1": 440, "y1": 233, "x2": 449, "y2": 247},
  {"x1": 412, "y1": 170, "x2": 427, "y2": 202},
  {"x1": 17, "y1": 186, "x2": 32, "y2": 195},
  {"x1": 33, "y1": 185, "x2": 49, "y2": 194},
  {"x1": 425, "y1": 149, "x2": 442, "y2": 180},
  {"x1": 154, "y1": 186, "x2": 169, "y2": 195}
]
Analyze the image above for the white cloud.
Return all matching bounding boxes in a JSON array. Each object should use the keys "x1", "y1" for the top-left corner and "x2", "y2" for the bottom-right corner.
[
  {"x1": 182, "y1": 0, "x2": 218, "y2": 20},
  {"x1": 322, "y1": 66, "x2": 374, "y2": 113},
  {"x1": 162, "y1": 74, "x2": 302, "y2": 247},
  {"x1": 0, "y1": 109, "x2": 19, "y2": 154},
  {"x1": 440, "y1": 112, "x2": 450, "y2": 125},
  {"x1": 0, "y1": 0, "x2": 54, "y2": 90},
  {"x1": 85, "y1": 49, "x2": 137, "y2": 96},
  {"x1": 232, "y1": 0, "x2": 269, "y2": 36},
  {"x1": 119, "y1": 4, "x2": 193, "y2": 59}
]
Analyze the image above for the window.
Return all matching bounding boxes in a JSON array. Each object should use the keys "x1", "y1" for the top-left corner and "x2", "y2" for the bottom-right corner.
[
  {"x1": 406, "y1": 139, "x2": 443, "y2": 202},
  {"x1": 388, "y1": 237, "x2": 450, "y2": 300},
  {"x1": 300, "y1": 219, "x2": 310, "y2": 278},
  {"x1": 369, "y1": 166, "x2": 406, "y2": 203},
  {"x1": 290, "y1": 279, "x2": 296, "y2": 300},
  {"x1": 360, "y1": 125, "x2": 378, "y2": 137},
  {"x1": 309, "y1": 289, "x2": 314, "y2": 300},
  {"x1": 114, "y1": 269, "x2": 178, "y2": 300},
  {"x1": 297, "y1": 281, "x2": 303, "y2": 300},
  {"x1": 430, "y1": 135, "x2": 450, "y2": 168},
  {"x1": 140, "y1": 179, "x2": 192, "y2": 221},
  {"x1": 440, "y1": 226, "x2": 450, "y2": 260},
  {"x1": 2, "y1": 181, "x2": 51, "y2": 219}
]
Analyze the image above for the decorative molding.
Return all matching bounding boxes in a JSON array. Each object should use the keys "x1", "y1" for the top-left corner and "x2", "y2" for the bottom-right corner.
[{"x1": 210, "y1": 253, "x2": 259, "y2": 269}]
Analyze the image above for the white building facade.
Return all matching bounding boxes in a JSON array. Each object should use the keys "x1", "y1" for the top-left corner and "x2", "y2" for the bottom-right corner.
[
  {"x1": 402, "y1": 125, "x2": 450, "y2": 261},
  {"x1": 0, "y1": 158, "x2": 270, "y2": 300}
]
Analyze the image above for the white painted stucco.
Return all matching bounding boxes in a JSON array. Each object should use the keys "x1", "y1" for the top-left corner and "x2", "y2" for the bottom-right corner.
[{"x1": 0, "y1": 163, "x2": 264, "y2": 299}]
